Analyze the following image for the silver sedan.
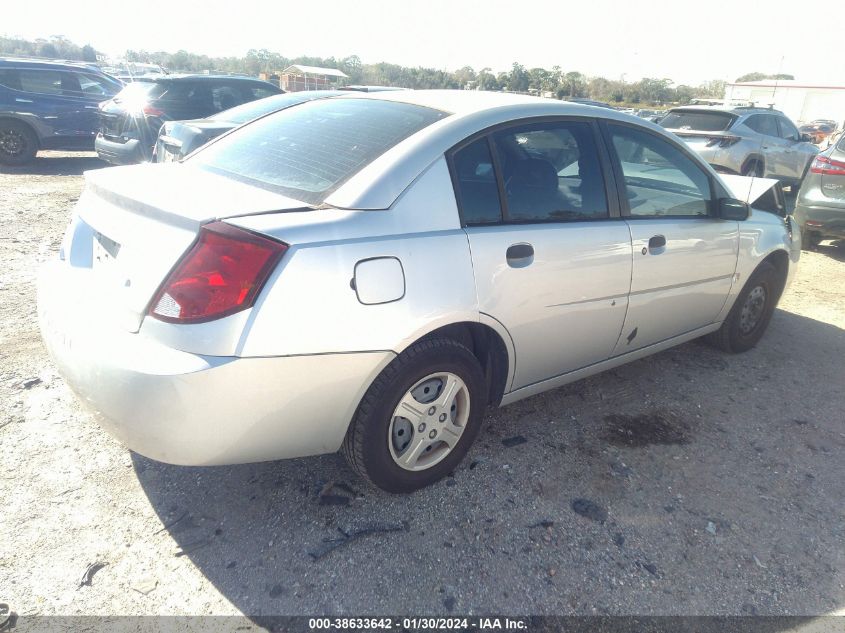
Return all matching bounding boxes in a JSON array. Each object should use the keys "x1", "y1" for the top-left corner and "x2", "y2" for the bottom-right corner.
[{"x1": 39, "y1": 91, "x2": 801, "y2": 492}]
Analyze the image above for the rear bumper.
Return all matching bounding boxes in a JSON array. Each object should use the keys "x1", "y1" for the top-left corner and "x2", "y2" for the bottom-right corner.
[
  {"x1": 793, "y1": 202, "x2": 845, "y2": 239},
  {"x1": 95, "y1": 133, "x2": 146, "y2": 166},
  {"x1": 38, "y1": 260, "x2": 394, "y2": 466}
]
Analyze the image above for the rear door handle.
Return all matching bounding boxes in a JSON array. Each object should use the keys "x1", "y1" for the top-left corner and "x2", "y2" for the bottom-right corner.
[
  {"x1": 648, "y1": 235, "x2": 666, "y2": 250},
  {"x1": 506, "y1": 242, "x2": 534, "y2": 267}
]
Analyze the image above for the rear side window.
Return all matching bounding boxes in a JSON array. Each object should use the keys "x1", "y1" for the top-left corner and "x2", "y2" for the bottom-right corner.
[
  {"x1": 659, "y1": 111, "x2": 735, "y2": 132},
  {"x1": 17, "y1": 69, "x2": 64, "y2": 95},
  {"x1": 493, "y1": 121, "x2": 608, "y2": 221},
  {"x1": 212, "y1": 85, "x2": 243, "y2": 112},
  {"x1": 610, "y1": 124, "x2": 712, "y2": 217},
  {"x1": 0, "y1": 69, "x2": 21, "y2": 90},
  {"x1": 192, "y1": 98, "x2": 448, "y2": 205},
  {"x1": 452, "y1": 138, "x2": 502, "y2": 224},
  {"x1": 248, "y1": 85, "x2": 279, "y2": 100},
  {"x1": 745, "y1": 114, "x2": 779, "y2": 137}
]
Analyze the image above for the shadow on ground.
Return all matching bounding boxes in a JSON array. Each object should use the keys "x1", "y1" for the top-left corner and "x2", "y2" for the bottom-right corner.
[
  {"x1": 0, "y1": 152, "x2": 106, "y2": 177},
  {"x1": 133, "y1": 309, "x2": 845, "y2": 618}
]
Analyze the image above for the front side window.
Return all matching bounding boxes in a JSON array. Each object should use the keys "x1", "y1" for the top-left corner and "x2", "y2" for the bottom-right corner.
[
  {"x1": 78, "y1": 73, "x2": 120, "y2": 98},
  {"x1": 777, "y1": 117, "x2": 800, "y2": 141},
  {"x1": 492, "y1": 121, "x2": 608, "y2": 221},
  {"x1": 609, "y1": 124, "x2": 712, "y2": 217},
  {"x1": 452, "y1": 137, "x2": 502, "y2": 224},
  {"x1": 192, "y1": 98, "x2": 448, "y2": 205},
  {"x1": 745, "y1": 114, "x2": 779, "y2": 137}
]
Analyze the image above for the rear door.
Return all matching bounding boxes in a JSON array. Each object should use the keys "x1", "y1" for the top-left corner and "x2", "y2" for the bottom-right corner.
[
  {"x1": 450, "y1": 118, "x2": 633, "y2": 390},
  {"x1": 745, "y1": 114, "x2": 790, "y2": 178},
  {"x1": 775, "y1": 116, "x2": 810, "y2": 180},
  {"x1": 604, "y1": 122, "x2": 738, "y2": 354}
]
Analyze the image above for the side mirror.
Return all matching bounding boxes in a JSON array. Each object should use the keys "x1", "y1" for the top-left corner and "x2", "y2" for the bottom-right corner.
[
  {"x1": 718, "y1": 197, "x2": 750, "y2": 221},
  {"x1": 800, "y1": 133, "x2": 813, "y2": 143}
]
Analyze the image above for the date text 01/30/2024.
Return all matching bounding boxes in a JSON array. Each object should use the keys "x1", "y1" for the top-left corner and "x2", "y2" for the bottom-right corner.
[{"x1": 307, "y1": 617, "x2": 528, "y2": 630}]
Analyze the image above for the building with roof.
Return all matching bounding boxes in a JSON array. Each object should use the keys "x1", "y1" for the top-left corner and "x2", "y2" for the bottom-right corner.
[
  {"x1": 278, "y1": 65, "x2": 348, "y2": 92},
  {"x1": 723, "y1": 80, "x2": 845, "y2": 125}
]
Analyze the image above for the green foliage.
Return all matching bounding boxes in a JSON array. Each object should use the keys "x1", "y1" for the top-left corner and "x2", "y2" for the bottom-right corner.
[
  {"x1": 1, "y1": 34, "x2": 734, "y2": 104},
  {"x1": 736, "y1": 72, "x2": 795, "y2": 82}
]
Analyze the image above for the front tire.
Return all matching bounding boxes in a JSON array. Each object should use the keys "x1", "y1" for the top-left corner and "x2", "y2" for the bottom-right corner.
[
  {"x1": 0, "y1": 120, "x2": 38, "y2": 165},
  {"x1": 706, "y1": 262, "x2": 780, "y2": 353},
  {"x1": 342, "y1": 338, "x2": 486, "y2": 493}
]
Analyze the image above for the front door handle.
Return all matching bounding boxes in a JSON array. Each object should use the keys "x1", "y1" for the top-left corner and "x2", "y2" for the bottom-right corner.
[
  {"x1": 506, "y1": 242, "x2": 534, "y2": 268},
  {"x1": 648, "y1": 235, "x2": 666, "y2": 250}
]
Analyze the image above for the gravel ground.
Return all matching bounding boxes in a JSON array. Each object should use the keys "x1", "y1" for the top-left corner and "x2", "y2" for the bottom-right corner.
[{"x1": 1, "y1": 152, "x2": 844, "y2": 621}]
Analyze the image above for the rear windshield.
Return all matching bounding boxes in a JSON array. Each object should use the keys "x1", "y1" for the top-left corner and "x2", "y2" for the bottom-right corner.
[
  {"x1": 219, "y1": 92, "x2": 333, "y2": 125},
  {"x1": 191, "y1": 98, "x2": 449, "y2": 205},
  {"x1": 659, "y1": 110, "x2": 735, "y2": 132}
]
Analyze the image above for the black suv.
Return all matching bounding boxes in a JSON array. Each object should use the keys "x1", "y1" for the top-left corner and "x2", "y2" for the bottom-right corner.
[{"x1": 96, "y1": 74, "x2": 281, "y2": 165}]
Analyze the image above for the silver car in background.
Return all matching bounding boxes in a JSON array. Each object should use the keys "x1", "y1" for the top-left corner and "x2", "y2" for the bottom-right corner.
[
  {"x1": 660, "y1": 106, "x2": 818, "y2": 189},
  {"x1": 39, "y1": 91, "x2": 800, "y2": 493}
]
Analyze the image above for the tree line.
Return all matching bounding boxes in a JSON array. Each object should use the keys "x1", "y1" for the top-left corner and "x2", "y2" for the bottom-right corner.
[{"x1": 2, "y1": 35, "x2": 794, "y2": 106}]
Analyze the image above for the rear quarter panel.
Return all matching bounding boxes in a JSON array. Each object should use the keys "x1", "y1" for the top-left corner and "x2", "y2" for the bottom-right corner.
[{"x1": 234, "y1": 157, "x2": 480, "y2": 357}]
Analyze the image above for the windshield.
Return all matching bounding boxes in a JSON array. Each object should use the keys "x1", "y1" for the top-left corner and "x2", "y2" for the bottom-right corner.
[
  {"x1": 218, "y1": 92, "x2": 338, "y2": 125},
  {"x1": 659, "y1": 110, "x2": 736, "y2": 132},
  {"x1": 191, "y1": 98, "x2": 448, "y2": 205}
]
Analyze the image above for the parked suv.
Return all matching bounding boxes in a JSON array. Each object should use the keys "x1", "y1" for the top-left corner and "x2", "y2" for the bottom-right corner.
[
  {"x1": 660, "y1": 106, "x2": 818, "y2": 189},
  {"x1": 96, "y1": 75, "x2": 281, "y2": 165},
  {"x1": 0, "y1": 58, "x2": 123, "y2": 165},
  {"x1": 794, "y1": 133, "x2": 845, "y2": 249}
]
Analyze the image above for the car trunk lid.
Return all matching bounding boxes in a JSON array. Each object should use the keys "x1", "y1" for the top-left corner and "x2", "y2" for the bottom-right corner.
[{"x1": 66, "y1": 163, "x2": 312, "y2": 332}]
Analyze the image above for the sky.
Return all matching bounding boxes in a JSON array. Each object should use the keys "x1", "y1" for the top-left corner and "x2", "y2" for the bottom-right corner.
[{"x1": 4, "y1": 0, "x2": 842, "y2": 86}]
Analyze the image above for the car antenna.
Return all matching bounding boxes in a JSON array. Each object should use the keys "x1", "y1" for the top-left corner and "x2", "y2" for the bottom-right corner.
[{"x1": 749, "y1": 56, "x2": 785, "y2": 193}]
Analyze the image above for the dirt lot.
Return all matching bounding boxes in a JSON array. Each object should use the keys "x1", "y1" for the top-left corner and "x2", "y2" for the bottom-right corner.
[{"x1": 1, "y1": 152, "x2": 844, "y2": 621}]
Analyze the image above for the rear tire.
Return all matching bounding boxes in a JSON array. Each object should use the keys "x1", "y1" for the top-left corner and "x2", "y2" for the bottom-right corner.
[
  {"x1": 706, "y1": 262, "x2": 779, "y2": 353},
  {"x1": 0, "y1": 120, "x2": 38, "y2": 165},
  {"x1": 801, "y1": 228, "x2": 821, "y2": 251},
  {"x1": 342, "y1": 338, "x2": 486, "y2": 493}
]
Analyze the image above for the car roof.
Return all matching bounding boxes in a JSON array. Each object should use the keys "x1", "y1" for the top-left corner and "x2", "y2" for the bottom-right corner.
[
  {"x1": 323, "y1": 89, "x2": 709, "y2": 209},
  {"x1": 668, "y1": 105, "x2": 784, "y2": 116},
  {"x1": 340, "y1": 88, "x2": 621, "y2": 116},
  {"x1": 0, "y1": 57, "x2": 105, "y2": 73},
  {"x1": 134, "y1": 74, "x2": 275, "y2": 84}
]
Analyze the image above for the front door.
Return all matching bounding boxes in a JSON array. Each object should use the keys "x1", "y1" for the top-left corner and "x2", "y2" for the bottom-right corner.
[
  {"x1": 450, "y1": 119, "x2": 633, "y2": 390},
  {"x1": 605, "y1": 122, "x2": 738, "y2": 354}
]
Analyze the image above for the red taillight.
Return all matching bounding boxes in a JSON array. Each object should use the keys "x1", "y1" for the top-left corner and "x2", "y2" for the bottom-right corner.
[
  {"x1": 810, "y1": 155, "x2": 845, "y2": 176},
  {"x1": 149, "y1": 222, "x2": 287, "y2": 324},
  {"x1": 143, "y1": 105, "x2": 164, "y2": 117}
]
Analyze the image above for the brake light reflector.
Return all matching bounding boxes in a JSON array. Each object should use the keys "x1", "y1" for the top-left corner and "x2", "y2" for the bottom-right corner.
[
  {"x1": 810, "y1": 155, "x2": 845, "y2": 176},
  {"x1": 149, "y1": 222, "x2": 287, "y2": 323},
  {"x1": 142, "y1": 105, "x2": 165, "y2": 117}
]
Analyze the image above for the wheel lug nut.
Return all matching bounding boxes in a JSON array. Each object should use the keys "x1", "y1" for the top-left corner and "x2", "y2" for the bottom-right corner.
[
  {"x1": 429, "y1": 430, "x2": 437, "y2": 439},
  {"x1": 439, "y1": 413, "x2": 447, "y2": 422},
  {"x1": 428, "y1": 406, "x2": 436, "y2": 416},
  {"x1": 418, "y1": 423, "x2": 426, "y2": 432}
]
